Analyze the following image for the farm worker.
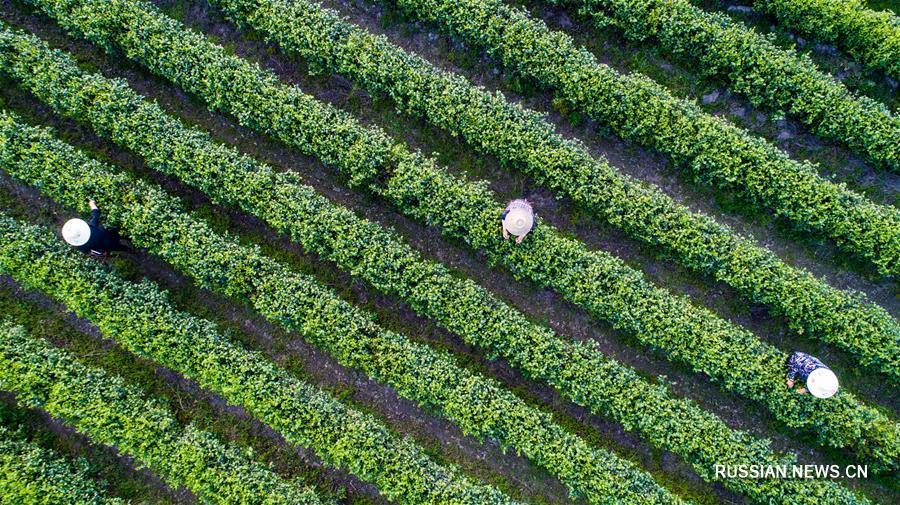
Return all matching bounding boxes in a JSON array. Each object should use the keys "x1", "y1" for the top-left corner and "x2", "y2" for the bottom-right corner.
[
  {"x1": 501, "y1": 199, "x2": 534, "y2": 244},
  {"x1": 785, "y1": 351, "x2": 839, "y2": 399},
  {"x1": 61, "y1": 199, "x2": 127, "y2": 256}
]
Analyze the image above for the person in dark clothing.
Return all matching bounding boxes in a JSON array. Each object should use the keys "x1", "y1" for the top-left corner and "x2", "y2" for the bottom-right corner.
[
  {"x1": 61, "y1": 199, "x2": 127, "y2": 256},
  {"x1": 785, "y1": 351, "x2": 839, "y2": 398}
]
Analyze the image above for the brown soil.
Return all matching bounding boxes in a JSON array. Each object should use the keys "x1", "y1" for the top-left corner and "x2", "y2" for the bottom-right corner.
[
  {"x1": 0, "y1": 274, "x2": 386, "y2": 504},
  {"x1": 0, "y1": 0, "x2": 896, "y2": 502},
  {"x1": 0, "y1": 391, "x2": 187, "y2": 503},
  {"x1": 0, "y1": 129, "x2": 576, "y2": 503}
]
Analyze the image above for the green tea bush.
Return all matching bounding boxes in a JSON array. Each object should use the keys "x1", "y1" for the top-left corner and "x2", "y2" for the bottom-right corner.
[
  {"x1": 380, "y1": 0, "x2": 900, "y2": 274},
  {"x1": 0, "y1": 322, "x2": 323, "y2": 505},
  {"x1": 754, "y1": 0, "x2": 900, "y2": 77},
  {"x1": 0, "y1": 111, "x2": 675, "y2": 504},
  {"x1": 0, "y1": 423, "x2": 123, "y2": 504},
  {"x1": 0, "y1": 213, "x2": 512, "y2": 505},
  {"x1": 551, "y1": 0, "x2": 899, "y2": 170},
  {"x1": 206, "y1": 0, "x2": 900, "y2": 382},
  {"x1": 0, "y1": 20, "x2": 890, "y2": 505},
  {"x1": 8, "y1": 0, "x2": 897, "y2": 476}
]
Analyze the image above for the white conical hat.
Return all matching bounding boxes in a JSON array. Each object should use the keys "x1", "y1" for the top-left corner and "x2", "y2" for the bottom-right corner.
[
  {"x1": 807, "y1": 368, "x2": 839, "y2": 399},
  {"x1": 62, "y1": 218, "x2": 91, "y2": 246},
  {"x1": 504, "y1": 207, "x2": 533, "y2": 236}
]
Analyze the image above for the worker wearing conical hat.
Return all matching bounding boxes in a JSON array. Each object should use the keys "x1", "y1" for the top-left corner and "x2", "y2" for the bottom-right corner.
[
  {"x1": 61, "y1": 199, "x2": 127, "y2": 257},
  {"x1": 501, "y1": 199, "x2": 534, "y2": 244},
  {"x1": 785, "y1": 351, "x2": 839, "y2": 399}
]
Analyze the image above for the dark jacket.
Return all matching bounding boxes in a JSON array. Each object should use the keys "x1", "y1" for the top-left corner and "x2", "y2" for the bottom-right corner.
[
  {"x1": 786, "y1": 351, "x2": 828, "y2": 382},
  {"x1": 76, "y1": 209, "x2": 124, "y2": 255}
]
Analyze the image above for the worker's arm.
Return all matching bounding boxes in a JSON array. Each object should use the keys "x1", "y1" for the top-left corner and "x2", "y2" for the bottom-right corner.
[
  {"x1": 88, "y1": 209, "x2": 100, "y2": 227},
  {"x1": 515, "y1": 231, "x2": 526, "y2": 244},
  {"x1": 88, "y1": 199, "x2": 100, "y2": 227},
  {"x1": 785, "y1": 352, "x2": 800, "y2": 386}
]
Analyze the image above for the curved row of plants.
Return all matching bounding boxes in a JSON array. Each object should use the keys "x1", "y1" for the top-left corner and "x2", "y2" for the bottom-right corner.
[
  {"x1": 13, "y1": 0, "x2": 898, "y2": 473},
  {"x1": 0, "y1": 203, "x2": 512, "y2": 504},
  {"x1": 208, "y1": 0, "x2": 899, "y2": 381},
  {"x1": 0, "y1": 321, "x2": 324, "y2": 505},
  {"x1": 0, "y1": 106, "x2": 677, "y2": 504},
  {"x1": 0, "y1": 423, "x2": 123, "y2": 504},
  {"x1": 751, "y1": 0, "x2": 900, "y2": 77},
  {"x1": 378, "y1": 0, "x2": 900, "y2": 275},
  {"x1": 548, "y1": 0, "x2": 899, "y2": 170},
  {"x1": 1, "y1": 17, "x2": 889, "y2": 505}
]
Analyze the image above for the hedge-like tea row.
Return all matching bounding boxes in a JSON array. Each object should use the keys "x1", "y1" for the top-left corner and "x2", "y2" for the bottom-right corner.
[
  {"x1": 0, "y1": 24, "x2": 884, "y2": 505},
  {"x1": 207, "y1": 0, "x2": 900, "y2": 383},
  {"x1": 0, "y1": 423, "x2": 123, "y2": 504},
  {"x1": 0, "y1": 213, "x2": 512, "y2": 505},
  {"x1": 753, "y1": 0, "x2": 900, "y2": 77},
  {"x1": 0, "y1": 322, "x2": 323, "y2": 505},
  {"x1": 380, "y1": 0, "x2": 900, "y2": 274},
  {"x1": 0, "y1": 111, "x2": 676, "y2": 505},
  {"x1": 14, "y1": 0, "x2": 898, "y2": 473},
  {"x1": 551, "y1": 0, "x2": 899, "y2": 170}
]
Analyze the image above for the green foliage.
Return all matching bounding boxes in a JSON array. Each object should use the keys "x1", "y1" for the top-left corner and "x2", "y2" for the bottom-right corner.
[
  {"x1": 30, "y1": 0, "x2": 900, "y2": 473},
  {"x1": 205, "y1": 0, "x2": 900, "y2": 383},
  {"x1": 0, "y1": 111, "x2": 678, "y2": 504},
  {"x1": 0, "y1": 322, "x2": 323, "y2": 504},
  {"x1": 379, "y1": 0, "x2": 899, "y2": 275},
  {"x1": 0, "y1": 14, "x2": 885, "y2": 505},
  {"x1": 754, "y1": 0, "x2": 900, "y2": 77},
  {"x1": 0, "y1": 424, "x2": 122, "y2": 504},
  {"x1": 0, "y1": 213, "x2": 511, "y2": 505},
  {"x1": 551, "y1": 0, "x2": 900, "y2": 171}
]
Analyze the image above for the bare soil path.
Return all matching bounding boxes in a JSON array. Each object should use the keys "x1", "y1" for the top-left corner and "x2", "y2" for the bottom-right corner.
[{"x1": 0, "y1": 0, "x2": 896, "y2": 502}]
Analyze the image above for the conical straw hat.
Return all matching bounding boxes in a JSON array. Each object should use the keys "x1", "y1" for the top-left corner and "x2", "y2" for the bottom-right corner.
[
  {"x1": 807, "y1": 368, "x2": 838, "y2": 399},
  {"x1": 504, "y1": 207, "x2": 533, "y2": 236},
  {"x1": 62, "y1": 218, "x2": 91, "y2": 246}
]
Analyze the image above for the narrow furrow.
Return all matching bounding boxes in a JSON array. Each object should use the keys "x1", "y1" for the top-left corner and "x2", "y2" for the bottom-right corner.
[
  {"x1": 201, "y1": 0, "x2": 900, "y2": 381},
  {"x1": 380, "y1": 0, "x2": 900, "y2": 275},
  {"x1": 0, "y1": 322, "x2": 326, "y2": 505},
  {"x1": 0, "y1": 212, "x2": 514, "y2": 503},
  {"x1": 0, "y1": 424, "x2": 123, "y2": 504},
  {"x1": 0, "y1": 13, "x2": 881, "y2": 504},
  {"x1": 0, "y1": 109, "x2": 677, "y2": 504}
]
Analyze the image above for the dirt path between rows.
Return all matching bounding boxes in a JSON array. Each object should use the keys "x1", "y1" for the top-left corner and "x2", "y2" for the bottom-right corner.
[
  {"x1": 0, "y1": 174, "x2": 575, "y2": 502},
  {"x1": 0, "y1": 391, "x2": 187, "y2": 504},
  {"x1": 0, "y1": 274, "x2": 387, "y2": 504},
  {"x1": 0, "y1": 1, "x2": 895, "y2": 501},
  {"x1": 314, "y1": 0, "x2": 900, "y2": 298}
]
